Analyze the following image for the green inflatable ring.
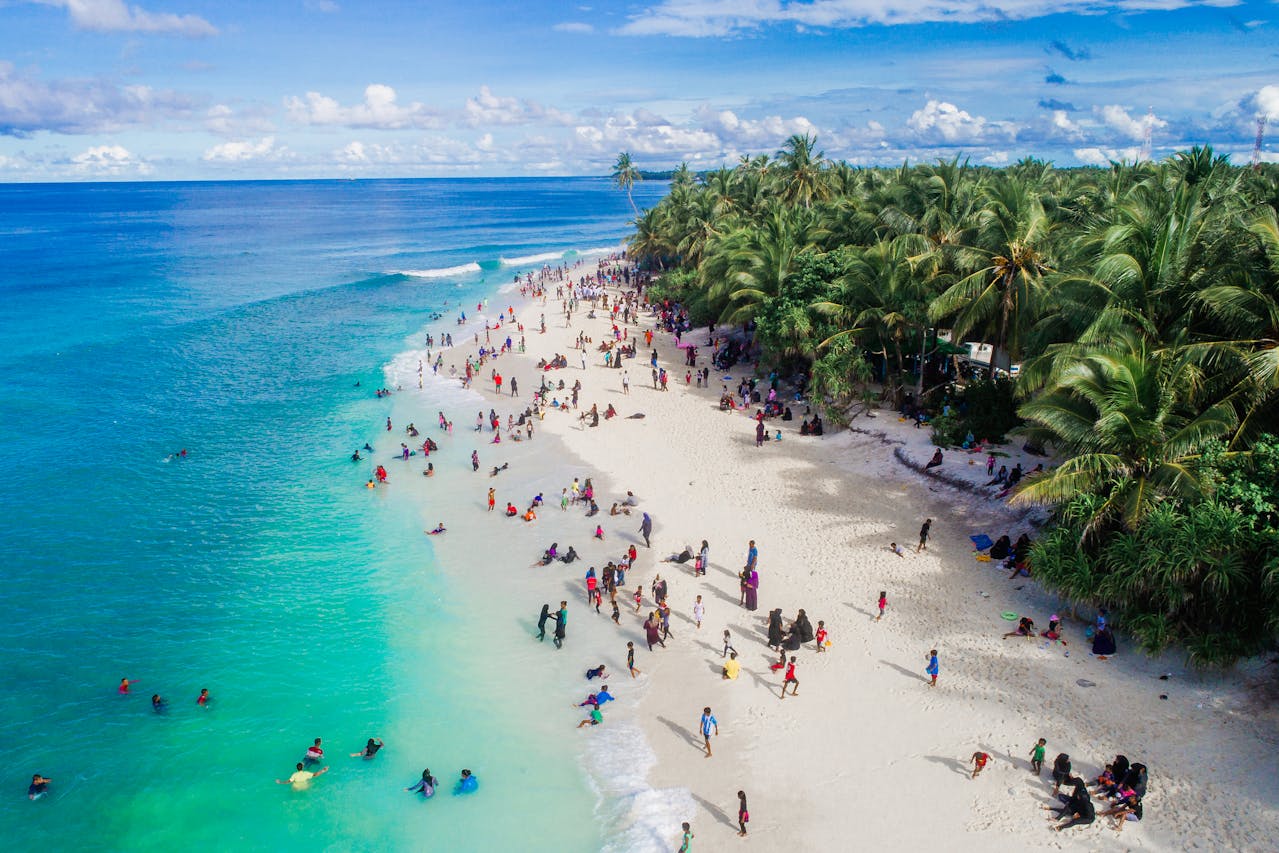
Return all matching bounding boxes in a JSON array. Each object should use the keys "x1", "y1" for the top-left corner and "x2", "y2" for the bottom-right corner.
[{"x1": 1001, "y1": 611, "x2": 1019, "y2": 621}]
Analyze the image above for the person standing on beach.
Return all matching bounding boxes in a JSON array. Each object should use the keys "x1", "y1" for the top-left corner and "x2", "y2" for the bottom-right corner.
[
  {"x1": 622, "y1": 371, "x2": 629, "y2": 394},
  {"x1": 917, "y1": 518, "x2": 932, "y2": 553},
  {"x1": 644, "y1": 612, "x2": 664, "y2": 650},
  {"x1": 627, "y1": 641, "x2": 640, "y2": 677},
  {"x1": 699, "y1": 707, "x2": 718, "y2": 757},
  {"x1": 737, "y1": 791, "x2": 749, "y2": 837},
  {"x1": 745, "y1": 540, "x2": 758, "y2": 572},
  {"x1": 553, "y1": 601, "x2": 568, "y2": 649},
  {"x1": 471, "y1": 450, "x2": 479, "y2": 472},
  {"x1": 1030, "y1": 738, "x2": 1047, "y2": 776},
  {"x1": 639, "y1": 512, "x2": 652, "y2": 548},
  {"x1": 679, "y1": 822, "x2": 694, "y2": 852},
  {"x1": 510, "y1": 377, "x2": 518, "y2": 397},
  {"x1": 487, "y1": 487, "x2": 495, "y2": 512},
  {"x1": 925, "y1": 649, "x2": 939, "y2": 686},
  {"x1": 722, "y1": 629, "x2": 736, "y2": 658},
  {"x1": 692, "y1": 595, "x2": 704, "y2": 629},
  {"x1": 536, "y1": 604, "x2": 551, "y2": 642},
  {"x1": 877, "y1": 591, "x2": 888, "y2": 621}
]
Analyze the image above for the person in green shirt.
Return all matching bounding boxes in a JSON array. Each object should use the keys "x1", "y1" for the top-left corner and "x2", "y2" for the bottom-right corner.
[
  {"x1": 679, "y1": 822, "x2": 694, "y2": 852},
  {"x1": 1030, "y1": 738, "x2": 1047, "y2": 775},
  {"x1": 576, "y1": 707, "x2": 603, "y2": 728}
]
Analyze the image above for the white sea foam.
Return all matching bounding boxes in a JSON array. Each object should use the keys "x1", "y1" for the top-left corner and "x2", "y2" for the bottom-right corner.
[
  {"x1": 499, "y1": 251, "x2": 566, "y2": 267},
  {"x1": 395, "y1": 262, "x2": 482, "y2": 279},
  {"x1": 573, "y1": 245, "x2": 625, "y2": 258},
  {"x1": 586, "y1": 718, "x2": 693, "y2": 853}
]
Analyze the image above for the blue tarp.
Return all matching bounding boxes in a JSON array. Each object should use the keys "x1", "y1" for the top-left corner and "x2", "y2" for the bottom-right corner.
[{"x1": 969, "y1": 534, "x2": 993, "y2": 551}]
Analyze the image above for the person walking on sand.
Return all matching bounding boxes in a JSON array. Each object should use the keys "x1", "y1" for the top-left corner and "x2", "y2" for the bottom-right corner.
[
  {"x1": 699, "y1": 707, "x2": 718, "y2": 757},
  {"x1": 644, "y1": 612, "x2": 665, "y2": 651},
  {"x1": 971, "y1": 751, "x2": 990, "y2": 779},
  {"x1": 627, "y1": 641, "x2": 640, "y2": 677},
  {"x1": 780, "y1": 656, "x2": 799, "y2": 699},
  {"x1": 737, "y1": 790, "x2": 749, "y2": 837},
  {"x1": 639, "y1": 512, "x2": 652, "y2": 548},
  {"x1": 877, "y1": 590, "x2": 887, "y2": 621},
  {"x1": 692, "y1": 595, "x2": 704, "y2": 629},
  {"x1": 925, "y1": 649, "x2": 939, "y2": 686},
  {"x1": 722, "y1": 629, "x2": 736, "y2": 658},
  {"x1": 917, "y1": 518, "x2": 932, "y2": 553},
  {"x1": 679, "y1": 822, "x2": 694, "y2": 852}
]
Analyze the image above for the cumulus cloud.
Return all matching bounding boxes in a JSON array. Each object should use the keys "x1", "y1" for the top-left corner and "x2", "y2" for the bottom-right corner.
[
  {"x1": 462, "y1": 86, "x2": 573, "y2": 127},
  {"x1": 618, "y1": 1, "x2": 1230, "y2": 37},
  {"x1": 694, "y1": 106, "x2": 818, "y2": 147},
  {"x1": 285, "y1": 84, "x2": 442, "y2": 130},
  {"x1": 1099, "y1": 104, "x2": 1166, "y2": 141},
  {"x1": 202, "y1": 136, "x2": 285, "y2": 162},
  {"x1": 36, "y1": 0, "x2": 218, "y2": 37},
  {"x1": 574, "y1": 112, "x2": 720, "y2": 157},
  {"x1": 1256, "y1": 85, "x2": 1279, "y2": 120},
  {"x1": 71, "y1": 143, "x2": 152, "y2": 175},
  {"x1": 907, "y1": 100, "x2": 990, "y2": 144},
  {"x1": 0, "y1": 62, "x2": 198, "y2": 136},
  {"x1": 1074, "y1": 145, "x2": 1142, "y2": 165},
  {"x1": 204, "y1": 103, "x2": 275, "y2": 136}
]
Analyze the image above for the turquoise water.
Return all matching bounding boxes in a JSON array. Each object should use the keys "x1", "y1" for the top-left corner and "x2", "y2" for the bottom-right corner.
[{"x1": 0, "y1": 178, "x2": 665, "y2": 850}]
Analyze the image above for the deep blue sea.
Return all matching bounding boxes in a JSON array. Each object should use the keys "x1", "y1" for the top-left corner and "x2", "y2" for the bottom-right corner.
[{"x1": 0, "y1": 177, "x2": 666, "y2": 850}]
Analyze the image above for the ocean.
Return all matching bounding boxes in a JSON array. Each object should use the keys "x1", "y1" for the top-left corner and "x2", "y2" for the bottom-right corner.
[{"x1": 0, "y1": 177, "x2": 667, "y2": 850}]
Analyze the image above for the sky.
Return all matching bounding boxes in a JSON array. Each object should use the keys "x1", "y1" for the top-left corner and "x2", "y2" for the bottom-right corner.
[{"x1": 0, "y1": 0, "x2": 1277, "y2": 180}]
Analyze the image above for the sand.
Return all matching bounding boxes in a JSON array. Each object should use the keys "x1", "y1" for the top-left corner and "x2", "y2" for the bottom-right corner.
[{"x1": 403, "y1": 268, "x2": 1279, "y2": 852}]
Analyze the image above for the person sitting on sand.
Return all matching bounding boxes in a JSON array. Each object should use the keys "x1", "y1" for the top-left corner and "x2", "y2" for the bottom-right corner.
[
  {"x1": 505, "y1": 502, "x2": 518, "y2": 517},
  {"x1": 1002, "y1": 616, "x2": 1035, "y2": 639},
  {"x1": 989, "y1": 534, "x2": 1011, "y2": 560},
  {"x1": 722, "y1": 652, "x2": 741, "y2": 680},
  {"x1": 537, "y1": 543, "x2": 558, "y2": 566},
  {"x1": 610, "y1": 502, "x2": 631, "y2": 516},
  {"x1": 1100, "y1": 793, "x2": 1143, "y2": 831},
  {"x1": 889, "y1": 542, "x2": 905, "y2": 557},
  {"x1": 925, "y1": 448, "x2": 943, "y2": 469}
]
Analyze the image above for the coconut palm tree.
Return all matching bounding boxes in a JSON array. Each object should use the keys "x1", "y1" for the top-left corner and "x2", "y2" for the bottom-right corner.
[
  {"x1": 1013, "y1": 331, "x2": 1238, "y2": 533},
  {"x1": 612, "y1": 152, "x2": 642, "y2": 216},
  {"x1": 775, "y1": 133, "x2": 830, "y2": 209}
]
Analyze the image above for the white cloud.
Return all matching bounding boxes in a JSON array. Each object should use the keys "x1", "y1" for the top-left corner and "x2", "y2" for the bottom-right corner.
[
  {"x1": 694, "y1": 106, "x2": 818, "y2": 146},
  {"x1": 71, "y1": 143, "x2": 152, "y2": 175},
  {"x1": 36, "y1": 0, "x2": 218, "y2": 37},
  {"x1": 619, "y1": 0, "x2": 1237, "y2": 37},
  {"x1": 907, "y1": 100, "x2": 989, "y2": 143},
  {"x1": 462, "y1": 86, "x2": 574, "y2": 127},
  {"x1": 202, "y1": 136, "x2": 285, "y2": 162},
  {"x1": 1256, "y1": 85, "x2": 1279, "y2": 120},
  {"x1": 203, "y1": 103, "x2": 274, "y2": 136},
  {"x1": 1098, "y1": 104, "x2": 1166, "y2": 141},
  {"x1": 285, "y1": 84, "x2": 442, "y2": 130},
  {"x1": 553, "y1": 21, "x2": 594, "y2": 32},
  {"x1": 304, "y1": 0, "x2": 340, "y2": 11},
  {"x1": 0, "y1": 62, "x2": 198, "y2": 136},
  {"x1": 574, "y1": 112, "x2": 721, "y2": 157},
  {"x1": 1073, "y1": 145, "x2": 1142, "y2": 165}
]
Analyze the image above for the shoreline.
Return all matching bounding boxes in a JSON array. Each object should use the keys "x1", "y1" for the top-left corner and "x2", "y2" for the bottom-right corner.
[{"x1": 394, "y1": 258, "x2": 1279, "y2": 851}]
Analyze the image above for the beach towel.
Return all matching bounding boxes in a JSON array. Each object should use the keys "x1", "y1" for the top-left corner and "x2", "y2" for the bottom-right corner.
[{"x1": 969, "y1": 534, "x2": 993, "y2": 551}]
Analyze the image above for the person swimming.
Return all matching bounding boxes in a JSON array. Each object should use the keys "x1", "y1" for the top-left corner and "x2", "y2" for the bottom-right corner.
[
  {"x1": 351, "y1": 737, "x2": 383, "y2": 759},
  {"x1": 406, "y1": 769, "x2": 437, "y2": 798},
  {"x1": 304, "y1": 738, "x2": 324, "y2": 765},
  {"x1": 28, "y1": 774, "x2": 51, "y2": 800},
  {"x1": 426, "y1": 522, "x2": 447, "y2": 535},
  {"x1": 151, "y1": 694, "x2": 166, "y2": 712},
  {"x1": 453, "y1": 769, "x2": 478, "y2": 795}
]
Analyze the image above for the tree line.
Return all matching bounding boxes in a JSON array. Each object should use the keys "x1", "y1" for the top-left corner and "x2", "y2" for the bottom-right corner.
[{"x1": 617, "y1": 138, "x2": 1279, "y2": 666}]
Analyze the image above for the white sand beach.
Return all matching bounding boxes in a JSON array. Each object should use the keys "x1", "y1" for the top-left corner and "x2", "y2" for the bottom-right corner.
[{"x1": 402, "y1": 263, "x2": 1279, "y2": 852}]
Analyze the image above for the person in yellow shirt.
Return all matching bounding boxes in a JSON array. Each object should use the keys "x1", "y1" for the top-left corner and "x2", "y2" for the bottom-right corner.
[{"x1": 722, "y1": 652, "x2": 741, "y2": 680}]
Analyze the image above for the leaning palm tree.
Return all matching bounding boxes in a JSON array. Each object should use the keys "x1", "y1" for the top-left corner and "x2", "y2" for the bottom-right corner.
[
  {"x1": 612, "y1": 152, "x2": 642, "y2": 216},
  {"x1": 1013, "y1": 330, "x2": 1238, "y2": 533}
]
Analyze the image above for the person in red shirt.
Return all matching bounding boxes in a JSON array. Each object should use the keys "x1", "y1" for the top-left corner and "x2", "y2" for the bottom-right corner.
[
  {"x1": 197, "y1": 688, "x2": 210, "y2": 708},
  {"x1": 971, "y1": 751, "x2": 990, "y2": 779},
  {"x1": 780, "y1": 657, "x2": 799, "y2": 699}
]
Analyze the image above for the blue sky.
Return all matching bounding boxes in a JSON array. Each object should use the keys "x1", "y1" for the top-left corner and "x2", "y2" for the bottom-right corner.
[{"x1": 0, "y1": 0, "x2": 1277, "y2": 180}]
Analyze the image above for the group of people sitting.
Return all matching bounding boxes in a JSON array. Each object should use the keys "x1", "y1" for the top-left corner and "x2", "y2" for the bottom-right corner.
[
  {"x1": 798, "y1": 415, "x2": 824, "y2": 436},
  {"x1": 537, "y1": 354, "x2": 569, "y2": 370},
  {"x1": 1046, "y1": 752, "x2": 1147, "y2": 833},
  {"x1": 988, "y1": 532, "x2": 1033, "y2": 578}
]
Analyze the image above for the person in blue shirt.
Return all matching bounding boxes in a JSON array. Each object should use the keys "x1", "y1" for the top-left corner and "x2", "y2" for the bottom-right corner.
[
  {"x1": 700, "y1": 707, "x2": 719, "y2": 757},
  {"x1": 925, "y1": 650, "x2": 939, "y2": 687},
  {"x1": 453, "y1": 769, "x2": 478, "y2": 795}
]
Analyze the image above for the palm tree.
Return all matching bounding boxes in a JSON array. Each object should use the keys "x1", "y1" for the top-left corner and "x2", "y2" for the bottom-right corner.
[
  {"x1": 775, "y1": 133, "x2": 830, "y2": 209},
  {"x1": 929, "y1": 174, "x2": 1054, "y2": 374},
  {"x1": 1013, "y1": 331, "x2": 1237, "y2": 533},
  {"x1": 612, "y1": 152, "x2": 642, "y2": 216}
]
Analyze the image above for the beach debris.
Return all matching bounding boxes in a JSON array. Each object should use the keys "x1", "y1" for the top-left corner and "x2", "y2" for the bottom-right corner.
[{"x1": 1076, "y1": 679, "x2": 1097, "y2": 688}]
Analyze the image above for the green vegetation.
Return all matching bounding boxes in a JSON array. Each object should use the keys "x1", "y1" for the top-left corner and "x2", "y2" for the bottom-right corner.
[{"x1": 626, "y1": 139, "x2": 1279, "y2": 665}]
